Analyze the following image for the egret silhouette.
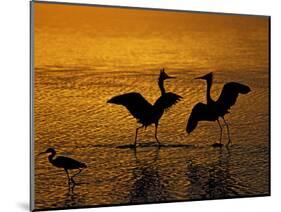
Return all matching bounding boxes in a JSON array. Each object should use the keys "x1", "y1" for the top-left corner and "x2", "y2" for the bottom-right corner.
[
  {"x1": 186, "y1": 72, "x2": 251, "y2": 145},
  {"x1": 107, "y1": 69, "x2": 182, "y2": 146},
  {"x1": 39, "y1": 148, "x2": 87, "y2": 185}
]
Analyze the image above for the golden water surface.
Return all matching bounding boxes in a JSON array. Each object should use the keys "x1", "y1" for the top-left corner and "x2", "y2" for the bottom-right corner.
[{"x1": 33, "y1": 2, "x2": 269, "y2": 210}]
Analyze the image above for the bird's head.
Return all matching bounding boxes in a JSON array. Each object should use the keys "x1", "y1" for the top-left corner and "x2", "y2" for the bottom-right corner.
[
  {"x1": 159, "y1": 68, "x2": 175, "y2": 81},
  {"x1": 195, "y1": 72, "x2": 213, "y2": 81},
  {"x1": 38, "y1": 148, "x2": 56, "y2": 156}
]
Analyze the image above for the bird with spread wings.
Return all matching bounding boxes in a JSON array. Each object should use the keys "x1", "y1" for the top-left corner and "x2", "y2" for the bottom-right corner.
[
  {"x1": 107, "y1": 69, "x2": 182, "y2": 147},
  {"x1": 186, "y1": 72, "x2": 251, "y2": 146}
]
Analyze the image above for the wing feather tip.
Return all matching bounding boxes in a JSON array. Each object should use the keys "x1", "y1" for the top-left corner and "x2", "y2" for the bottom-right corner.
[{"x1": 186, "y1": 116, "x2": 197, "y2": 134}]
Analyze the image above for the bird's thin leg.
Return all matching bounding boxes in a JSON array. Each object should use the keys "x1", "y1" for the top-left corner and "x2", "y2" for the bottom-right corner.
[
  {"x1": 135, "y1": 125, "x2": 144, "y2": 147},
  {"x1": 71, "y1": 169, "x2": 83, "y2": 185},
  {"x1": 217, "y1": 119, "x2": 223, "y2": 144},
  {"x1": 222, "y1": 117, "x2": 232, "y2": 145},
  {"x1": 65, "y1": 169, "x2": 71, "y2": 185},
  {"x1": 155, "y1": 122, "x2": 160, "y2": 146}
]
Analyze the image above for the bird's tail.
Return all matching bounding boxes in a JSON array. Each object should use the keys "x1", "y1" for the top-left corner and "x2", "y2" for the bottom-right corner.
[
  {"x1": 186, "y1": 114, "x2": 198, "y2": 134},
  {"x1": 81, "y1": 162, "x2": 87, "y2": 168}
]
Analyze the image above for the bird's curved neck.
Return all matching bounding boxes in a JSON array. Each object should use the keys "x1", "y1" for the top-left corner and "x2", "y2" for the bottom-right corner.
[
  {"x1": 206, "y1": 78, "x2": 213, "y2": 104},
  {"x1": 158, "y1": 78, "x2": 166, "y2": 96},
  {"x1": 48, "y1": 152, "x2": 56, "y2": 163}
]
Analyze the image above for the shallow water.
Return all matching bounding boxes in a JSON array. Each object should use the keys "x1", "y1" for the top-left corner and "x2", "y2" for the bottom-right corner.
[{"x1": 33, "y1": 3, "x2": 269, "y2": 210}]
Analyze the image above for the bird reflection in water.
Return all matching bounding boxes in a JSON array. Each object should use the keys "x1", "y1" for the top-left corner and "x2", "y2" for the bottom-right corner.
[
  {"x1": 186, "y1": 148, "x2": 250, "y2": 199},
  {"x1": 205, "y1": 148, "x2": 234, "y2": 198},
  {"x1": 63, "y1": 183, "x2": 85, "y2": 208},
  {"x1": 129, "y1": 147, "x2": 170, "y2": 203}
]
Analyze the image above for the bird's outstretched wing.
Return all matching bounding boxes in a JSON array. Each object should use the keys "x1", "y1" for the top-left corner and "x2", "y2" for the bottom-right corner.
[
  {"x1": 107, "y1": 92, "x2": 153, "y2": 122},
  {"x1": 216, "y1": 82, "x2": 251, "y2": 110},
  {"x1": 153, "y1": 92, "x2": 182, "y2": 111},
  {"x1": 186, "y1": 102, "x2": 211, "y2": 134}
]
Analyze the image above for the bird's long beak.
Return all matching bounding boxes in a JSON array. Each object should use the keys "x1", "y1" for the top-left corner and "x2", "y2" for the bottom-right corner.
[
  {"x1": 194, "y1": 76, "x2": 204, "y2": 80},
  {"x1": 195, "y1": 72, "x2": 212, "y2": 80},
  {"x1": 38, "y1": 151, "x2": 47, "y2": 156},
  {"x1": 167, "y1": 76, "x2": 175, "y2": 79}
]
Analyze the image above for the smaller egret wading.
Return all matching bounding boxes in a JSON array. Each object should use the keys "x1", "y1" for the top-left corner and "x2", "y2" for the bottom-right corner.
[
  {"x1": 186, "y1": 72, "x2": 251, "y2": 146},
  {"x1": 107, "y1": 69, "x2": 182, "y2": 147},
  {"x1": 38, "y1": 148, "x2": 87, "y2": 185}
]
